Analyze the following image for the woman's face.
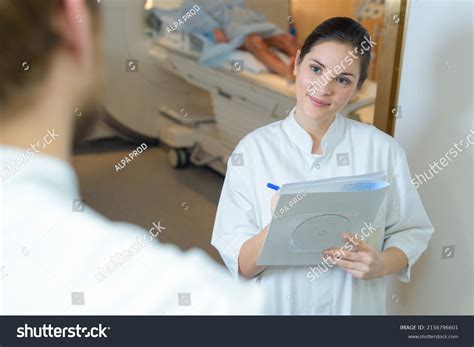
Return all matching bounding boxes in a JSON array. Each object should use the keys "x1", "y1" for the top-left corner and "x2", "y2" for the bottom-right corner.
[{"x1": 293, "y1": 40, "x2": 361, "y2": 122}]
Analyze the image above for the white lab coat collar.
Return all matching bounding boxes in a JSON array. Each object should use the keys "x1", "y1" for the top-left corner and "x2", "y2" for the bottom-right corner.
[
  {"x1": 0, "y1": 145, "x2": 79, "y2": 198},
  {"x1": 283, "y1": 107, "x2": 346, "y2": 159}
]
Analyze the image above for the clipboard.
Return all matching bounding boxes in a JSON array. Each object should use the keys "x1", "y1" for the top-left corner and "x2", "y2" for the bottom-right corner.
[{"x1": 257, "y1": 172, "x2": 390, "y2": 266}]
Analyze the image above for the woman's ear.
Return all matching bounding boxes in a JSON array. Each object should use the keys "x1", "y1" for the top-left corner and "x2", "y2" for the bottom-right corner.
[{"x1": 293, "y1": 49, "x2": 301, "y2": 76}]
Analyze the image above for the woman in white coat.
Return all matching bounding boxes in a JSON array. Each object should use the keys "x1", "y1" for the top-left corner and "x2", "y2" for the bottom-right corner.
[{"x1": 211, "y1": 17, "x2": 434, "y2": 314}]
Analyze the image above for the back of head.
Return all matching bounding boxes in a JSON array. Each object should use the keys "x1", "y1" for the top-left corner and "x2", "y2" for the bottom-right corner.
[{"x1": 0, "y1": 0, "x2": 100, "y2": 115}]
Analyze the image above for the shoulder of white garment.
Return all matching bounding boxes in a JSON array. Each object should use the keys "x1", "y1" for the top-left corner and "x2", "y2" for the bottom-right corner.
[
  {"x1": 52, "y1": 209, "x2": 264, "y2": 315},
  {"x1": 234, "y1": 118, "x2": 288, "y2": 151},
  {"x1": 1, "y1": 150, "x2": 263, "y2": 314},
  {"x1": 344, "y1": 116, "x2": 407, "y2": 162},
  {"x1": 235, "y1": 115, "x2": 407, "y2": 163},
  {"x1": 346, "y1": 116, "x2": 404, "y2": 147}
]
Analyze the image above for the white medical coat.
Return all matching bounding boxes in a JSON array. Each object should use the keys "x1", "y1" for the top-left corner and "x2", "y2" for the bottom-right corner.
[
  {"x1": 0, "y1": 146, "x2": 263, "y2": 315},
  {"x1": 211, "y1": 108, "x2": 434, "y2": 315}
]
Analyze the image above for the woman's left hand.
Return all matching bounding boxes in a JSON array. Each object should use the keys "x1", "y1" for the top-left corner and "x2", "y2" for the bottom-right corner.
[{"x1": 323, "y1": 233, "x2": 386, "y2": 280}]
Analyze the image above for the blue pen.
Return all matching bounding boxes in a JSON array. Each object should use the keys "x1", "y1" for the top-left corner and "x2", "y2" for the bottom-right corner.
[{"x1": 266, "y1": 182, "x2": 280, "y2": 191}]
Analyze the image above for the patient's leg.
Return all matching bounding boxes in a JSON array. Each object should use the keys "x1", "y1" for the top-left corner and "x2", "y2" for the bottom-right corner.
[
  {"x1": 265, "y1": 34, "x2": 300, "y2": 79},
  {"x1": 264, "y1": 34, "x2": 300, "y2": 58},
  {"x1": 240, "y1": 33, "x2": 292, "y2": 79}
]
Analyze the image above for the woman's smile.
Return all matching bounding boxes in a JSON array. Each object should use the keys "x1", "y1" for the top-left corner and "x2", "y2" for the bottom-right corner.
[{"x1": 308, "y1": 95, "x2": 331, "y2": 108}]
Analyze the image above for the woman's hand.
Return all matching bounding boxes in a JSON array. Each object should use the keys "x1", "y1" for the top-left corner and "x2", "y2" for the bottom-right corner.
[{"x1": 323, "y1": 233, "x2": 386, "y2": 280}]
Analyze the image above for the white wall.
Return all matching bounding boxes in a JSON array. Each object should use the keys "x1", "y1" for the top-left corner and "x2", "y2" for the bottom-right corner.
[{"x1": 387, "y1": 0, "x2": 473, "y2": 314}]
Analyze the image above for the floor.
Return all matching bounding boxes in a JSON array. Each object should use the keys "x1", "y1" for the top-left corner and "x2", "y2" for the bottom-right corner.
[{"x1": 72, "y1": 139, "x2": 225, "y2": 263}]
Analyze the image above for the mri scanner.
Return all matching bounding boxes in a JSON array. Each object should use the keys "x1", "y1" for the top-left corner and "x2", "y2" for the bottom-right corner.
[
  {"x1": 101, "y1": 0, "x2": 196, "y2": 140},
  {"x1": 102, "y1": 0, "x2": 376, "y2": 174}
]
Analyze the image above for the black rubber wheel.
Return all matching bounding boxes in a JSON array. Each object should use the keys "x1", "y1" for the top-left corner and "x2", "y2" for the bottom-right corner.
[{"x1": 168, "y1": 148, "x2": 189, "y2": 169}]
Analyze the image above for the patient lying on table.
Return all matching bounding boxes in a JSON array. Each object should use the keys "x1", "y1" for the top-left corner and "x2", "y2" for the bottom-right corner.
[{"x1": 180, "y1": 0, "x2": 300, "y2": 80}]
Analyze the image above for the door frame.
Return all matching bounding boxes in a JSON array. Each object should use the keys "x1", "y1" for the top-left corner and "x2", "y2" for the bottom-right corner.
[{"x1": 373, "y1": 0, "x2": 410, "y2": 136}]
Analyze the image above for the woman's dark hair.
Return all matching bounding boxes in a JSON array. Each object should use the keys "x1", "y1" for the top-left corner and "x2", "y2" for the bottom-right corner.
[{"x1": 297, "y1": 17, "x2": 372, "y2": 89}]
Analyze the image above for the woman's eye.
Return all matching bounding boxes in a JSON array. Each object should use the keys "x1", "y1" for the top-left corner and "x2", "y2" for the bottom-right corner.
[
  {"x1": 338, "y1": 78, "x2": 350, "y2": 86},
  {"x1": 310, "y1": 65, "x2": 321, "y2": 74}
]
